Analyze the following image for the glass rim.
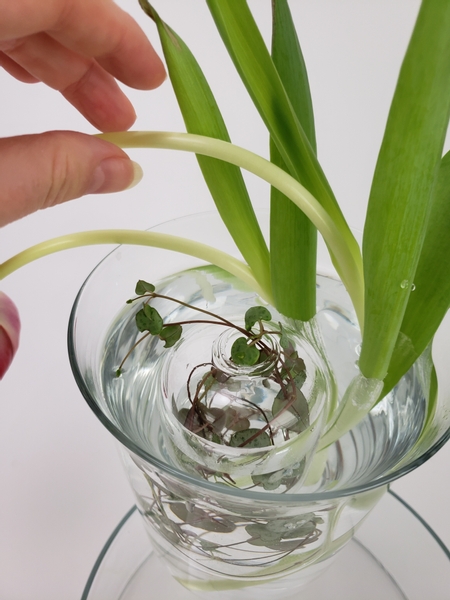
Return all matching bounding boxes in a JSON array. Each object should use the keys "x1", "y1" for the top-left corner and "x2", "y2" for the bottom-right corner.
[{"x1": 67, "y1": 220, "x2": 450, "y2": 504}]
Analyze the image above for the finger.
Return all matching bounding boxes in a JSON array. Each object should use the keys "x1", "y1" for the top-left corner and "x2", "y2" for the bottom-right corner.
[
  {"x1": 0, "y1": 52, "x2": 39, "y2": 83},
  {"x1": 0, "y1": 0, "x2": 166, "y2": 90},
  {"x1": 3, "y1": 33, "x2": 137, "y2": 131},
  {"x1": 0, "y1": 291, "x2": 20, "y2": 380},
  {"x1": 0, "y1": 131, "x2": 143, "y2": 227}
]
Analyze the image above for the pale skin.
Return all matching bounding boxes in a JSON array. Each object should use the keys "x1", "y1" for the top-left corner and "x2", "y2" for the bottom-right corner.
[{"x1": 0, "y1": 0, "x2": 166, "y2": 226}]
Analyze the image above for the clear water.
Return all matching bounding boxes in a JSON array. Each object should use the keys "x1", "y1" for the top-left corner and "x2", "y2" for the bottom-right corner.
[{"x1": 101, "y1": 268, "x2": 428, "y2": 494}]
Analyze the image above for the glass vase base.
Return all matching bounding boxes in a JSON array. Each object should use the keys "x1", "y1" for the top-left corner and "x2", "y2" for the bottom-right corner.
[{"x1": 82, "y1": 490, "x2": 450, "y2": 600}]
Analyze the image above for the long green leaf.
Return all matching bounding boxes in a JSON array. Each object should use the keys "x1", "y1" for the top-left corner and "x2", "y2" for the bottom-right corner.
[
  {"x1": 360, "y1": 0, "x2": 450, "y2": 380},
  {"x1": 139, "y1": 0, "x2": 270, "y2": 293},
  {"x1": 270, "y1": 0, "x2": 317, "y2": 320},
  {"x1": 271, "y1": 0, "x2": 316, "y2": 153},
  {"x1": 205, "y1": 0, "x2": 362, "y2": 317},
  {"x1": 381, "y1": 151, "x2": 450, "y2": 396}
]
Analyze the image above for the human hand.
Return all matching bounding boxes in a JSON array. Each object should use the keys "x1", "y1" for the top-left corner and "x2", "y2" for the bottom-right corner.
[{"x1": 0, "y1": 0, "x2": 166, "y2": 226}]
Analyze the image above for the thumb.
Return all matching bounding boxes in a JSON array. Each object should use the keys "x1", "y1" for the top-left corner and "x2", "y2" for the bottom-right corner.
[{"x1": 0, "y1": 131, "x2": 142, "y2": 226}]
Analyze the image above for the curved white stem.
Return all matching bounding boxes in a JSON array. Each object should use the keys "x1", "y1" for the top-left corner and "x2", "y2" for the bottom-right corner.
[
  {"x1": 99, "y1": 131, "x2": 364, "y2": 328},
  {"x1": 0, "y1": 230, "x2": 270, "y2": 302}
]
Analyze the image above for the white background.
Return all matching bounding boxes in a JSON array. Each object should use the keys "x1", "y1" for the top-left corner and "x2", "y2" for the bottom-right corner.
[{"x1": 0, "y1": 1, "x2": 449, "y2": 598}]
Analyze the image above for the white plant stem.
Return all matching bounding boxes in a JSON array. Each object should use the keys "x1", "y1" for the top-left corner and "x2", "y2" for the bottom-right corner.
[
  {"x1": 0, "y1": 230, "x2": 269, "y2": 301},
  {"x1": 99, "y1": 131, "x2": 364, "y2": 329}
]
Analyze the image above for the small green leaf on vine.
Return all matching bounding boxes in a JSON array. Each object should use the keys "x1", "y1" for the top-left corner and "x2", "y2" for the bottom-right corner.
[
  {"x1": 244, "y1": 306, "x2": 272, "y2": 331},
  {"x1": 251, "y1": 472, "x2": 285, "y2": 491},
  {"x1": 159, "y1": 324, "x2": 182, "y2": 347},
  {"x1": 223, "y1": 407, "x2": 251, "y2": 432},
  {"x1": 280, "y1": 349, "x2": 306, "y2": 385},
  {"x1": 229, "y1": 428, "x2": 271, "y2": 448},
  {"x1": 272, "y1": 388, "x2": 309, "y2": 433},
  {"x1": 135, "y1": 280, "x2": 155, "y2": 295},
  {"x1": 230, "y1": 336, "x2": 260, "y2": 365},
  {"x1": 135, "y1": 304, "x2": 163, "y2": 334},
  {"x1": 279, "y1": 326, "x2": 291, "y2": 349}
]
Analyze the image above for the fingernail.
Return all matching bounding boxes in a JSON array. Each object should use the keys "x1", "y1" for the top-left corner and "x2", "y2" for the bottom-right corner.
[
  {"x1": 127, "y1": 161, "x2": 144, "y2": 190},
  {"x1": 87, "y1": 158, "x2": 143, "y2": 195}
]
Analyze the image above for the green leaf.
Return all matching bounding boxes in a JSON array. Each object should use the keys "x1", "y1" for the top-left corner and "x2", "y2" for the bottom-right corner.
[
  {"x1": 140, "y1": 0, "x2": 270, "y2": 294},
  {"x1": 198, "y1": 539, "x2": 222, "y2": 552},
  {"x1": 279, "y1": 326, "x2": 292, "y2": 350},
  {"x1": 252, "y1": 460, "x2": 306, "y2": 491},
  {"x1": 381, "y1": 151, "x2": 450, "y2": 395},
  {"x1": 270, "y1": 161, "x2": 317, "y2": 320},
  {"x1": 245, "y1": 522, "x2": 281, "y2": 543},
  {"x1": 272, "y1": 0, "x2": 317, "y2": 153},
  {"x1": 223, "y1": 407, "x2": 250, "y2": 432},
  {"x1": 170, "y1": 503, "x2": 236, "y2": 533},
  {"x1": 244, "y1": 306, "x2": 272, "y2": 331},
  {"x1": 229, "y1": 428, "x2": 271, "y2": 448},
  {"x1": 279, "y1": 344, "x2": 306, "y2": 384},
  {"x1": 230, "y1": 337, "x2": 260, "y2": 366},
  {"x1": 360, "y1": 0, "x2": 450, "y2": 380},
  {"x1": 205, "y1": 0, "x2": 336, "y2": 211},
  {"x1": 159, "y1": 324, "x2": 182, "y2": 348},
  {"x1": 206, "y1": 0, "x2": 360, "y2": 316},
  {"x1": 135, "y1": 304, "x2": 163, "y2": 334},
  {"x1": 251, "y1": 472, "x2": 283, "y2": 491},
  {"x1": 246, "y1": 514, "x2": 320, "y2": 547},
  {"x1": 135, "y1": 280, "x2": 155, "y2": 295},
  {"x1": 272, "y1": 388, "x2": 309, "y2": 433},
  {"x1": 270, "y1": 0, "x2": 317, "y2": 320},
  {"x1": 205, "y1": 430, "x2": 222, "y2": 445}
]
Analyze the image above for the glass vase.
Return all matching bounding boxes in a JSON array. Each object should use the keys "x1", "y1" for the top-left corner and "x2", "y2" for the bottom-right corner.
[{"x1": 68, "y1": 212, "x2": 450, "y2": 598}]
